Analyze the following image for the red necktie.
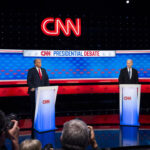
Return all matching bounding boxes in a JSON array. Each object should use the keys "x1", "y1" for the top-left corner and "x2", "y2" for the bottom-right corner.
[{"x1": 38, "y1": 68, "x2": 42, "y2": 80}]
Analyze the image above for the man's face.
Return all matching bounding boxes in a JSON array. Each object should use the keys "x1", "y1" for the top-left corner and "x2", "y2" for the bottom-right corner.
[
  {"x1": 127, "y1": 60, "x2": 133, "y2": 68},
  {"x1": 35, "y1": 59, "x2": 41, "y2": 68}
]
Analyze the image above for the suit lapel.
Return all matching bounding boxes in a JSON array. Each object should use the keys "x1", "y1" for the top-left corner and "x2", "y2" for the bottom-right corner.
[
  {"x1": 131, "y1": 68, "x2": 134, "y2": 79},
  {"x1": 34, "y1": 67, "x2": 41, "y2": 79},
  {"x1": 34, "y1": 67, "x2": 44, "y2": 80},
  {"x1": 126, "y1": 68, "x2": 134, "y2": 80},
  {"x1": 126, "y1": 68, "x2": 130, "y2": 80}
]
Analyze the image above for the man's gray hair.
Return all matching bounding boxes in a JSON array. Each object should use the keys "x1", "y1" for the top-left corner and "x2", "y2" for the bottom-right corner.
[
  {"x1": 127, "y1": 59, "x2": 133, "y2": 62},
  {"x1": 61, "y1": 119, "x2": 90, "y2": 150}
]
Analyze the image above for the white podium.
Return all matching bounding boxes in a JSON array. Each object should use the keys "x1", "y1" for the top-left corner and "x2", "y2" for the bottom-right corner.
[
  {"x1": 119, "y1": 84, "x2": 141, "y2": 126},
  {"x1": 34, "y1": 86, "x2": 58, "y2": 132}
]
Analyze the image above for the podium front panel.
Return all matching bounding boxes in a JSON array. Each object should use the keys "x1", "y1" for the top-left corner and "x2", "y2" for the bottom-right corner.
[
  {"x1": 120, "y1": 84, "x2": 141, "y2": 126},
  {"x1": 34, "y1": 86, "x2": 58, "y2": 132}
]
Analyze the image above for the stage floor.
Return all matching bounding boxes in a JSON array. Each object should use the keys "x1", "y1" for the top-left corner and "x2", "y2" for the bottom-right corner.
[{"x1": 5, "y1": 126, "x2": 150, "y2": 150}]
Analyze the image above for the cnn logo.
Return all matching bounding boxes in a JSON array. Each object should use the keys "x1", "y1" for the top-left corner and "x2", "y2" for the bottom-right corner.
[
  {"x1": 41, "y1": 17, "x2": 81, "y2": 37},
  {"x1": 41, "y1": 51, "x2": 51, "y2": 56},
  {"x1": 124, "y1": 96, "x2": 131, "y2": 100},
  {"x1": 42, "y1": 100, "x2": 50, "y2": 104}
]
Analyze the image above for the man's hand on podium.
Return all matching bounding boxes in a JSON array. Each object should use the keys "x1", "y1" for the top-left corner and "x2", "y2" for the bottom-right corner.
[{"x1": 31, "y1": 88, "x2": 35, "y2": 92}]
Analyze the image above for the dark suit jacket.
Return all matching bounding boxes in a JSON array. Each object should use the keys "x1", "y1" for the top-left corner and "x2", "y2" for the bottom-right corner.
[
  {"x1": 119, "y1": 67, "x2": 139, "y2": 84},
  {"x1": 27, "y1": 67, "x2": 50, "y2": 94}
]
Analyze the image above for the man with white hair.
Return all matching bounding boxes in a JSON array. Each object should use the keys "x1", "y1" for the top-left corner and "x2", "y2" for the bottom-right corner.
[
  {"x1": 60, "y1": 119, "x2": 101, "y2": 150},
  {"x1": 119, "y1": 59, "x2": 139, "y2": 84}
]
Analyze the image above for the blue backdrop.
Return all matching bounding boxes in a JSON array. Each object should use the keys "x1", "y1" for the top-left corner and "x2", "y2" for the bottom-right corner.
[{"x1": 0, "y1": 53, "x2": 150, "y2": 80}]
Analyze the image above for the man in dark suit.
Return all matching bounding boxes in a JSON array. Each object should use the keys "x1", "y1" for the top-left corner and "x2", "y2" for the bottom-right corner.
[
  {"x1": 27, "y1": 59, "x2": 49, "y2": 138},
  {"x1": 119, "y1": 59, "x2": 139, "y2": 84}
]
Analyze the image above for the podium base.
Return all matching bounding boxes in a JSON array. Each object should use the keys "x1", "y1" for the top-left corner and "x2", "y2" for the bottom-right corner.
[
  {"x1": 120, "y1": 123, "x2": 140, "y2": 127},
  {"x1": 34, "y1": 127, "x2": 58, "y2": 133}
]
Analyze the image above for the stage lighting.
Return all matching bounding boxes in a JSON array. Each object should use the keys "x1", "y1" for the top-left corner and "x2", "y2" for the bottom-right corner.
[{"x1": 126, "y1": 0, "x2": 130, "y2": 4}]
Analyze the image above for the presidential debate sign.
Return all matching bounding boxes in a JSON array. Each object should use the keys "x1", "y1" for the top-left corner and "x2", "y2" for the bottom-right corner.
[{"x1": 23, "y1": 50, "x2": 116, "y2": 57}]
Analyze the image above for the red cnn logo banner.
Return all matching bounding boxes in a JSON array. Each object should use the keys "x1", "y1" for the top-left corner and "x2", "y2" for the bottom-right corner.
[
  {"x1": 124, "y1": 96, "x2": 131, "y2": 100},
  {"x1": 42, "y1": 100, "x2": 50, "y2": 104},
  {"x1": 41, "y1": 17, "x2": 81, "y2": 37},
  {"x1": 41, "y1": 51, "x2": 51, "y2": 56}
]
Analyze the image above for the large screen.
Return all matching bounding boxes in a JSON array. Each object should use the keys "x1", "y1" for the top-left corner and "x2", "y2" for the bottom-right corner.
[{"x1": 0, "y1": 50, "x2": 150, "y2": 82}]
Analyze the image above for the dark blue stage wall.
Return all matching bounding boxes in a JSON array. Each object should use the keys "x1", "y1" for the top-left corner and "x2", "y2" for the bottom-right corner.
[{"x1": 0, "y1": 50, "x2": 150, "y2": 82}]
